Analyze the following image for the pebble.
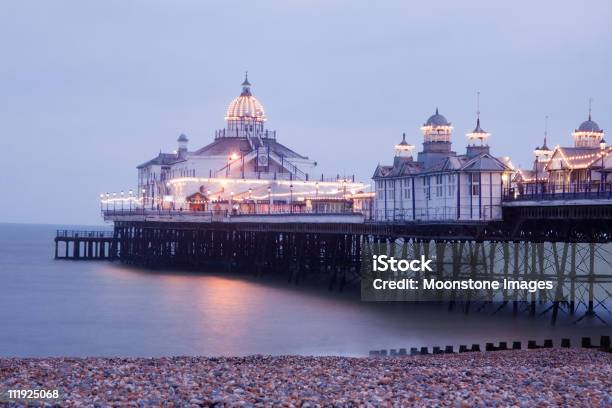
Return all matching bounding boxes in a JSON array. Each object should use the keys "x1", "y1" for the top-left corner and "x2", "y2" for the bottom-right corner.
[{"x1": 0, "y1": 349, "x2": 610, "y2": 406}]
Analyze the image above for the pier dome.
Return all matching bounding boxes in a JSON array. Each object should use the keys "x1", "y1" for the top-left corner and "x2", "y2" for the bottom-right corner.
[
  {"x1": 424, "y1": 108, "x2": 450, "y2": 127},
  {"x1": 572, "y1": 111, "x2": 604, "y2": 148},
  {"x1": 225, "y1": 73, "x2": 266, "y2": 122},
  {"x1": 577, "y1": 117, "x2": 601, "y2": 133}
]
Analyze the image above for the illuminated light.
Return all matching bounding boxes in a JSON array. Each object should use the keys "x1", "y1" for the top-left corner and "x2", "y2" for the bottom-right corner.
[
  {"x1": 394, "y1": 144, "x2": 415, "y2": 152},
  {"x1": 466, "y1": 130, "x2": 490, "y2": 144},
  {"x1": 394, "y1": 133, "x2": 415, "y2": 156},
  {"x1": 166, "y1": 176, "x2": 367, "y2": 189},
  {"x1": 224, "y1": 80, "x2": 267, "y2": 122}
]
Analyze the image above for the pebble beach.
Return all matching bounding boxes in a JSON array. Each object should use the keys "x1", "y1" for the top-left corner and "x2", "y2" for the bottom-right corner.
[{"x1": 1, "y1": 349, "x2": 611, "y2": 407}]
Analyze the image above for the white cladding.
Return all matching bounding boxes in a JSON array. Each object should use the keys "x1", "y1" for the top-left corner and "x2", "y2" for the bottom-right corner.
[{"x1": 374, "y1": 172, "x2": 504, "y2": 221}]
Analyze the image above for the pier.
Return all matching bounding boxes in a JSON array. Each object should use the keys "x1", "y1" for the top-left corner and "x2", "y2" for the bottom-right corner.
[
  {"x1": 53, "y1": 77, "x2": 612, "y2": 325},
  {"x1": 54, "y1": 230, "x2": 117, "y2": 260},
  {"x1": 56, "y1": 189, "x2": 612, "y2": 322},
  {"x1": 54, "y1": 192, "x2": 612, "y2": 324}
]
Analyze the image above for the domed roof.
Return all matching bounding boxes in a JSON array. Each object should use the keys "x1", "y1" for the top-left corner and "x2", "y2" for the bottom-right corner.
[
  {"x1": 225, "y1": 73, "x2": 266, "y2": 122},
  {"x1": 425, "y1": 108, "x2": 450, "y2": 126},
  {"x1": 577, "y1": 116, "x2": 601, "y2": 132}
]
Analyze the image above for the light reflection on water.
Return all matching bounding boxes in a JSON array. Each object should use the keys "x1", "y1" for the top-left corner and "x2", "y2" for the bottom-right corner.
[{"x1": 0, "y1": 223, "x2": 609, "y2": 357}]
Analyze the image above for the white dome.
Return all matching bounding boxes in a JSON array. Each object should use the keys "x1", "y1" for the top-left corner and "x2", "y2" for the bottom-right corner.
[{"x1": 225, "y1": 75, "x2": 266, "y2": 122}]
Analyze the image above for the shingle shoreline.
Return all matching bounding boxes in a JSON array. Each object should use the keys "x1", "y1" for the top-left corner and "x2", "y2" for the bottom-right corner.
[{"x1": 1, "y1": 349, "x2": 611, "y2": 407}]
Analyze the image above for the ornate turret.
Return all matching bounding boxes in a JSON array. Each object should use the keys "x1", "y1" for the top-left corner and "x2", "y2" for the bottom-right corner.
[
  {"x1": 177, "y1": 133, "x2": 189, "y2": 158},
  {"x1": 466, "y1": 93, "x2": 491, "y2": 157},
  {"x1": 393, "y1": 133, "x2": 414, "y2": 167},
  {"x1": 394, "y1": 133, "x2": 415, "y2": 157},
  {"x1": 417, "y1": 108, "x2": 456, "y2": 166},
  {"x1": 573, "y1": 100, "x2": 604, "y2": 148},
  {"x1": 421, "y1": 108, "x2": 453, "y2": 146},
  {"x1": 466, "y1": 117, "x2": 491, "y2": 157}
]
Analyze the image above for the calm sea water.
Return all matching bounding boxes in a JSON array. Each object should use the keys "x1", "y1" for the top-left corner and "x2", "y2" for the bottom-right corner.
[{"x1": 0, "y1": 223, "x2": 609, "y2": 358}]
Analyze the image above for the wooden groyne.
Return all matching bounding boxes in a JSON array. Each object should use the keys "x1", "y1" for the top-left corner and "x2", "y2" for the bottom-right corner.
[
  {"x1": 54, "y1": 230, "x2": 117, "y2": 260},
  {"x1": 369, "y1": 335, "x2": 612, "y2": 357}
]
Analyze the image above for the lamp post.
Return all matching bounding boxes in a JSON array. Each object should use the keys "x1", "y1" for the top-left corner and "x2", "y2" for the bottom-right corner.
[
  {"x1": 289, "y1": 184, "x2": 294, "y2": 213},
  {"x1": 248, "y1": 188, "x2": 253, "y2": 214},
  {"x1": 533, "y1": 156, "x2": 538, "y2": 196},
  {"x1": 230, "y1": 191, "x2": 234, "y2": 215},
  {"x1": 106, "y1": 193, "x2": 110, "y2": 211},
  {"x1": 600, "y1": 139, "x2": 607, "y2": 191},
  {"x1": 112, "y1": 192, "x2": 117, "y2": 211},
  {"x1": 120, "y1": 191, "x2": 125, "y2": 211},
  {"x1": 267, "y1": 185, "x2": 272, "y2": 214},
  {"x1": 129, "y1": 190, "x2": 133, "y2": 211}
]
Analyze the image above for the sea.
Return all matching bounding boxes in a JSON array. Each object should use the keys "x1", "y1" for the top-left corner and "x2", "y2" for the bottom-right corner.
[{"x1": 0, "y1": 223, "x2": 609, "y2": 358}]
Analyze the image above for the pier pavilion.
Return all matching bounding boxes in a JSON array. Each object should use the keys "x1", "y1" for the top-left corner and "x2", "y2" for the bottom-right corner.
[
  {"x1": 513, "y1": 109, "x2": 612, "y2": 198},
  {"x1": 372, "y1": 109, "x2": 513, "y2": 222},
  {"x1": 129, "y1": 74, "x2": 371, "y2": 217}
]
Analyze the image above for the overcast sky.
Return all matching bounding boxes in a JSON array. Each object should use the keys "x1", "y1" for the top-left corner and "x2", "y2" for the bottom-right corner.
[{"x1": 1, "y1": 0, "x2": 611, "y2": 225}]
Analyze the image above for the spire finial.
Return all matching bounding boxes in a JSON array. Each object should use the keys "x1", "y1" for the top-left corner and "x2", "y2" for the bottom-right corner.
[
  {"x1": 588, "y1": 97, "x2": 593, "y2": 120},
  {"x1": 240, "y1": 71, "x2": 252, "y2": 96},
  {"x1": 435, "y1": 107, "x2": 439, "y2": 115},
  {"x1": 402, "y1": 132, "x2": 406, "y2": 142},
  {"x1": 242, "y1": 71, "x2": 251, "y2": 87},
  {"x1": 543, "y1": 115, "x2": 548, "y2": 148}
]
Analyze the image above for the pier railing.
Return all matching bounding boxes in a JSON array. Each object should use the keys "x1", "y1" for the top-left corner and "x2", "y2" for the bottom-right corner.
[
  {"x1": 56, "y1": 230, "x2": 114, "y2": 238},
  {"x1": 503, "y1": 182, "x2": 612, "y2": 202},
  {"x1": 102, "y1": 208, "x2": 363, "y2": 217}
]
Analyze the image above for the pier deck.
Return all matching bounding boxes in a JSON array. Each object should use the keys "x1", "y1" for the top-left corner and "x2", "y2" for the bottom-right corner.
[{"x1": 54, "y1": 230, "x2": 117, "y2": 260}]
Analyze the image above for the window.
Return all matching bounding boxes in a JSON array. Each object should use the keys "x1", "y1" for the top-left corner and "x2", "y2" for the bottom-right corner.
[
  {"x1": 447, "y1": 174, "x2": 455, "y2": 196},
  {"x1": 435, "y1": 175, "x2": 444, "y2": 197},
  {"x1": 470, "y1": 173, "x2": 480, "y2": 196},
  {"x1": 404, "y1": 178, "x2": 411, "y2": 199},
  {"x1": 423, "y1": 177, "x2": 431, "y2": 200}
]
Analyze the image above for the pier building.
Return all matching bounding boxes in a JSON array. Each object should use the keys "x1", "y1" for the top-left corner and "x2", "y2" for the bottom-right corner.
[
  {"x1": 133, "y1": 74, "x2": 370, "y2": 216},
  {"x1": 514, "y1": 108, "x2": 611, "y2": 197},
  {"x1": 372, "y1": 109, "x2": 512, "y2": 221}
]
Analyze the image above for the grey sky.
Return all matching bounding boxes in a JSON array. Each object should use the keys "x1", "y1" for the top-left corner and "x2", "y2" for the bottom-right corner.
[{"x1": 1, "y1": 0, "x2": 611, "y2": 225}]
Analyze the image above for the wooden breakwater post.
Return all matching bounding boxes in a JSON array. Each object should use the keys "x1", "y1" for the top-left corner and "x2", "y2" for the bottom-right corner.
[
  {"x1": 54, "y1": 230, "x2": 118, "y2": 260},
  {"x1": 370, "y1": 334, "x2": 612, "y2": 358}
]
